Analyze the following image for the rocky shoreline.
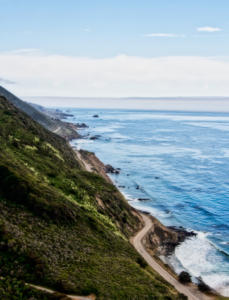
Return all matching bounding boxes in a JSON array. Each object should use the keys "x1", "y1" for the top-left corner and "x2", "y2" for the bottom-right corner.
[
  {"x1": 62, "y1": 111, "x2": 217, "y2": 297},
  {"x1": 76, "y1": 149, "x2": 197, "y2": 257},
  {"x1": 74, "y1": 147, "x2": 217, "y2": 297},
  {"x1": 143, "y1": 214, "x2": 196, "y2": 257}
]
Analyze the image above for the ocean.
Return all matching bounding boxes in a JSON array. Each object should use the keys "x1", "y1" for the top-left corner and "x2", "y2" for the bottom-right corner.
[{"x1": 63, "y1": 108, "x2": 229, "y2": 296}]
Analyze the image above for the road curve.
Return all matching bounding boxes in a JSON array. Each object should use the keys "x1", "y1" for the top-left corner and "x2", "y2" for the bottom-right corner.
[{"x1": 132, "y1": 213, "x2": 210, "y2": 300}]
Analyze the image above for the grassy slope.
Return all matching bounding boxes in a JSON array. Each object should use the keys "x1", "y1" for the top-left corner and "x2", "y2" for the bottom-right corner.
[{"x1": 0, "y1": 96, "x2": 185, "y2": 299}]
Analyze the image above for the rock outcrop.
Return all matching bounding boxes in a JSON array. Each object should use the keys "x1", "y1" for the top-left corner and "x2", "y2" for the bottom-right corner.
[{"x1": 143, "y1": 215, "x2": 196, "y2": 256}]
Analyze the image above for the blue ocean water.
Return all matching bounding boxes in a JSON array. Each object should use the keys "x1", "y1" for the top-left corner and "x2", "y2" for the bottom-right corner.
[{"x1": 65, "y1": 108, "x2": 229, "y2": 296}]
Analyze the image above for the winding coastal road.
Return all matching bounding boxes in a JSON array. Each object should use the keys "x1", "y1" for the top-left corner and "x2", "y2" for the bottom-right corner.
[{"x1": 132, "y1": 213, "x2": 212, "y2": 300}]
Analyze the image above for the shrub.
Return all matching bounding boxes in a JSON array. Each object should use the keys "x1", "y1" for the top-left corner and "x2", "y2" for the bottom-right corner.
[
  {"x1": 178, "y1": 271, "x2": 191, "y2": 284},
  {"x1": 178, "y1": 293, "x2": 188, "y2": 300},
  {"x1": 137, "y1": 256, "x2": 147, "y2": 268}
]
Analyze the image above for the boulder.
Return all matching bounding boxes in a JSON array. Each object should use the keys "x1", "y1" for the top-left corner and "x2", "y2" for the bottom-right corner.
[
  {"x1": 76, "y1": 123, "x2": 88, "y2": 128},
  {"x1": 105, "y1": 164, "x2": 120, "y2": 174},
  {"x1": 197, "y1": 277, "x2": 211, "y2": 293},
  {"x1": 178, "y1": 271, "x2": 191, "y2": 284},
  {"x1": 90, "y1": 135, "x2": 101, "y2": 140},
  {"x1": 138, "y1": 198, "x2": 150, "y2": 201}
]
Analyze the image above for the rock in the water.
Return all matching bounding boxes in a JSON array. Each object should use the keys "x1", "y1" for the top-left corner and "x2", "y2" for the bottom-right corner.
[
  {"x1": 76, "y1": 123, "x2": 88, "y2": 128},
  {"x1": 93, "y1": 114, "x2": 99, "y2": 118},
  {"x1": 105, "y1": 164, "x2": 120, "y2": 174},
  {"x1": 139, "y1": 210, "x2": 150, "y2": 215},
  {"x1": 138, "y1": 198, "x2": 150, "y2": 201},
  {"x1": 90, "y1": 135, "x2": 101, "y2": 140},
  {"x1": 167, "y1": 226, "x2": 196, "y2": 242}
]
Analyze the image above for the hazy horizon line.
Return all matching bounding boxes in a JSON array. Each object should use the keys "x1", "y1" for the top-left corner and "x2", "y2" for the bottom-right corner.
[{"x1": 25, "y1": 96, "x2": 229, "y2": 100}]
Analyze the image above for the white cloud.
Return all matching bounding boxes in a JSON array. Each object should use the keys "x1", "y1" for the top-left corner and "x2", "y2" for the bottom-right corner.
[
  {"x1": 144, "y1": 33, "x2": 185, "y2": 38},
  {"x1": 6, "y1": 48, "x2": 42, "y2": 55},
  {"x1": 0, "y1": 50, "x2": 229, "y2": 98},
  {"x1": 197, "y1": 26, "x2": 222, "y2": 32}
]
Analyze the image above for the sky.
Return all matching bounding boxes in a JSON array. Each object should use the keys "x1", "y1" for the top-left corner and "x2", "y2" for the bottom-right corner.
[{"x1": 1, "y1": 0, "x2": 229, "y2": 99}]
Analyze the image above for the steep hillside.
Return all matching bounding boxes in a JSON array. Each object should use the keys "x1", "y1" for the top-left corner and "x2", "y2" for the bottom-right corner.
[
  {"x1": 0, "y1": 96, "x2": 184, "y2": 299},
  {"x1": 0, "y1": 86, "x2": 80, "y2": 140}
]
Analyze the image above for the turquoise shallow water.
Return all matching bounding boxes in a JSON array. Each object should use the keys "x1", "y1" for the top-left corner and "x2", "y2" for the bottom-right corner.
[{"x1": 64, "y1": 108, "x2": 229, "y2": 295}]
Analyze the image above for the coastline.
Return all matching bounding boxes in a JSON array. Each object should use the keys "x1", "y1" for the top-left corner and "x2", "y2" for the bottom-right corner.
[
  {"x1": 61, "y1": 107, "x2": 229, "y2": 298},
  {"x1": 73, "y1": 147, "x2": 217, "y2": 300}
]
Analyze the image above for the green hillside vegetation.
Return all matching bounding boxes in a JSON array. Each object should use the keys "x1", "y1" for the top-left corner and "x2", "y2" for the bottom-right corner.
[{"x1": 0, "y1": 96, "x2": 185, "y2": 299}]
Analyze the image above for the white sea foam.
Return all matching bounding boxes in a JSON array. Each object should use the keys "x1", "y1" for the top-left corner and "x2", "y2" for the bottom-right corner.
[
  {"x1": 187, "y1": 122, "x2": 229, "y2": 131},
  {"x1": 92, "y1": 123, "x2": 123, "y2": 132},
  {"x1": 169, "y1": 232, "x2": 229, "y2": 296},
  {"x1": 70, "y1": 138, "x2": 93, "y2": 150},
  {"x1": 221, "y1": 241, "x2": 229, "y2": 245},
  {"x1": 109, "y1": 132, "x2": 130, "y2": 140},
  {"x1": 222, "y1": 149, "x2": 229, "y2": 158},
  {"x1": 131, "y1": 202, "x2": 176, "y2": 226},
  {"x1": 120, "y1": 190, "x2": 139, "y2": 202}
]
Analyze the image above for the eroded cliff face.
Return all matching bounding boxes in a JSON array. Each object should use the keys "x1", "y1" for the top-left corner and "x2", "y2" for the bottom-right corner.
[
  {"x1": 76, "y1": 149, "x2": 113, "y2": 184},
  {"x1": 142, "y1": 215, "x2": 180, "y2": 256},
  {"x1": 142, "y1": 215, "x2": 196, "y2": 257}
]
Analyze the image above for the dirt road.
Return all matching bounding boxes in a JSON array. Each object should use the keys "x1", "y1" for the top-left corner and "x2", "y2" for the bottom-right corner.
[{"x1": 132, "y1": 213, "x2": 212, "y2": 300}]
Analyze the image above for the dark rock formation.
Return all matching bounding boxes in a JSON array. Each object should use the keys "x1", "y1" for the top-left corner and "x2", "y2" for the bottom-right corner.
[
  {"x1": 75, "y1": 123, "x2": 88, "y2": 128},
  {"x1": 93, "y1": 114, "x2": 99, "y2": 118},
  {"x1": 167, "y1": 226, "x2": 197, "y2": 243},
  {"x1": 197, "y1": 277, "x2": 212, "y2": 293},
  {"x1": 105, "y1": 164, "x2": 120, "y2": 174},
  {"x1": 90, "y1": 135, "x2": 101, "y2": 140},
  {"x1": 178, "y1": 271, "x2": 191, "y2": 284},
  {"x1": 143, "y1": 216, "x2": 197, "y2": 256}
]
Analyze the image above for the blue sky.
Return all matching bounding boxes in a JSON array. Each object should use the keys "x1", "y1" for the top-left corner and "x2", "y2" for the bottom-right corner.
[
  {"x1": 1, "y1": 0, "x2": 228, "y2": 57},
  {"x1": 0, "y1": 0, "x2": 229, "y2": 98}
]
